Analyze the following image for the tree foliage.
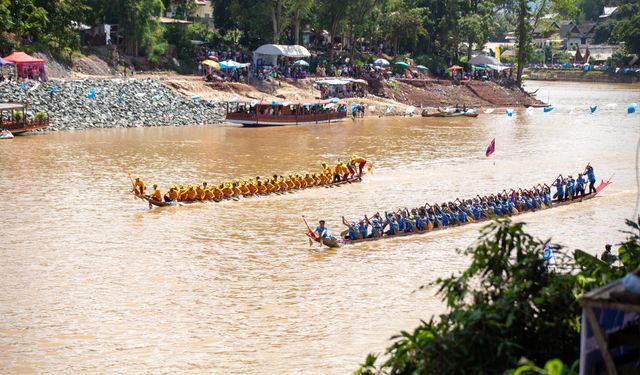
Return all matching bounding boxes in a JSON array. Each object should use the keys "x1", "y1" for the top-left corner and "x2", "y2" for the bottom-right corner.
[{"x1": 357, "y1": 218, "x2": 640, "y2": 374}]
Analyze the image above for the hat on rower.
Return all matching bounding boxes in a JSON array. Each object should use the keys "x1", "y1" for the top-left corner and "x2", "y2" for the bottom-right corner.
[{"x1": 605, "y1": 244, "x2": 612, "y2": 251}]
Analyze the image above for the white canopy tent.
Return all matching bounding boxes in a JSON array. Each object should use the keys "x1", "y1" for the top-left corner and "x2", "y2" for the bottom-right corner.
[{"x1": 253, "y1": 44, "x2": 311, "y2": 66}]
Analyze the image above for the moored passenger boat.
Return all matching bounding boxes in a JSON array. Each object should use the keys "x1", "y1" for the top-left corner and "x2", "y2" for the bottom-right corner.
[
  {"x1": 0, "y1": 102, "x2": 49, "y2": 134},
  {"x1": 225, "y1": 99, "x2": 348, "y2": 127}
]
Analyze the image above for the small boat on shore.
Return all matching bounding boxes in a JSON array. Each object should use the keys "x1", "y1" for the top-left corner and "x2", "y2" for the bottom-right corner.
[
  {"x1": 422, "y1": 108, "x2": 479, "y2": 118},
  {"x1": 0, "y1": 129, "x2": 14, "y2": 139},
  {"x1": 225, "y1": 99, "x2": 348, "y2": 127},
  {"x1": 308, "y1": 179, "x2": 611, "y2": 248}
]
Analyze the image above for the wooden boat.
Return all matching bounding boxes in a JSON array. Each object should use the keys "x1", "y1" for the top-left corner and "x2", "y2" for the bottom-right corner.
[
  {"x1": 0, "y1": 129, "x2": 14, "y2": 139},
  {"x1": 0, "y1": 102, "x2": 49, "y2": 134},
  {"x1": 421, "y1": 108, "x2": 478, "y2": 118},
  {"x1": 225, "y1": 99, "x2": 348, "y2": 127},
  {"x1": 135, "y1": 174, "x2": 365, "y2": 208},
  {"x1": 314, "y1": 179, "x2": 611, "y2": 248}
]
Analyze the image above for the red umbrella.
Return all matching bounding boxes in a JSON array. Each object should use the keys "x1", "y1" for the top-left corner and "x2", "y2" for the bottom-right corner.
[{"x1": 447, "y1": 65, "x2": 464, "y2": 71}]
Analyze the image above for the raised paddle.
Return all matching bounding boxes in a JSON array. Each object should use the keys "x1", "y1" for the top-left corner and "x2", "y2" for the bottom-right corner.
[{"x1": 301, "y1": 215, "x2": 316, "y2": 246}]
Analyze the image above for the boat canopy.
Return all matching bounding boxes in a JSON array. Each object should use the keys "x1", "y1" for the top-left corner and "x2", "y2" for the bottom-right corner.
[
  {"x1": 227, "y1": 98, "x2": 345, "y2": 106},
  {"x1": 315, "y1": 78, "x2": 367, "y2": 86},
  {"x1": 253, "y1": 44, "x2": 311, "y2": 66}
]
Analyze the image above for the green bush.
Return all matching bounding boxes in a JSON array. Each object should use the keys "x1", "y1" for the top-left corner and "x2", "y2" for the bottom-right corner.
[
  {"x1": 35, "y1": 111, "x2": 47, "y2": 120},
  {"x1": 13, "y1": 110, "x2": 23, "y2": 121},
  {"x1": 357, "y1": 218, "x2": 640, "y2": 374}
]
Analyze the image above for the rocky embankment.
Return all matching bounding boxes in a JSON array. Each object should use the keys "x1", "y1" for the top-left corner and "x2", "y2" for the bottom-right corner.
[{"x1": 0, "y1": 78, "x2": 225, "y2": 131}]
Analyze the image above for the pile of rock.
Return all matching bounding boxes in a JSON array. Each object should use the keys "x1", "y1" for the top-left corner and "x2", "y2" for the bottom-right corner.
[{"x1": 0, "y1": 78, "x2": 226, "y2": 131}]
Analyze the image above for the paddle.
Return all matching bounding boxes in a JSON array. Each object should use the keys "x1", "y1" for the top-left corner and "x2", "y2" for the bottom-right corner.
[
  {"x1": 127, "y1": 171, "x2": 144, "y2": 200},
  {"x1": 302, "y1": 215, "x2": 316, "y2": 246}
]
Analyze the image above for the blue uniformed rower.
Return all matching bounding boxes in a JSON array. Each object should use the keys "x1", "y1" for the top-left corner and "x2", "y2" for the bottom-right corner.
[{"x1": 585, "y1": 165, "x2": 596, "y2": 194}]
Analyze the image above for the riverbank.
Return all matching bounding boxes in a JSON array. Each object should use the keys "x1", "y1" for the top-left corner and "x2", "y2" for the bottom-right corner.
[
  {"x1": 0, "y1": 79, "x2": 225, "y2": 131},
  {"x1": 525, "y1": 69, "x2": 640, "y2": 84},
  {"x1": 0, "y1": 73, "x2": 544, "y2": 131}
]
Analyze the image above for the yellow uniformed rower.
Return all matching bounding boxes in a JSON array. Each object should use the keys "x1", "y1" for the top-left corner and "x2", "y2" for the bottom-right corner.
[
  {"x1": 351, "y1": 155, "x2": 367, "y2": 176},
  {"x1": 150, "y1": 183, "x2": 162, "y2": 201},
  {"x1": 184, "y1": 185, "x2": 197, "y2": 201},
  {"x1": 131, "y1": 176, "x2": 146, "y2": 196},
  {"x1": 321, "y1": 162, "x2": 332, "y2": 177},
  {"x1": 212, "y1": 185, "x2": 224, "y2": 201},
  {"x1": 304, "y1": 173, "x2": 315, "y2": 186},
  {"x1": 165, "y1": 185, "x2": 179, "y2": 202},
  {"x1": 222, "y1": 183, "x2": 233, "y2": 198},
  {"x1": 195, "y1": 184, "x2": 205, "y2": 201},
  {"x1": 257, "y1": 181, "x2": 267, "y2": 194}
]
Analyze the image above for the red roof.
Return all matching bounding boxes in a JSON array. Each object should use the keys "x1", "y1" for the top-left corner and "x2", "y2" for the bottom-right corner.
[{"x1": 3, "y1": 52, "x2": 46, "y2": 64}]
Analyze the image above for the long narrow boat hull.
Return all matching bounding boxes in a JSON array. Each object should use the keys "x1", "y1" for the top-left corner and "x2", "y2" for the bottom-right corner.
[
  {"x1": 136, "y1": 175, "x2": 365, "y2": 208},
  {"x1": 422, "y1": 111, "x2": 478, "y2": 118},
  {"x1": 322, "y1": 180, "x2": 611, "y2": 248}
]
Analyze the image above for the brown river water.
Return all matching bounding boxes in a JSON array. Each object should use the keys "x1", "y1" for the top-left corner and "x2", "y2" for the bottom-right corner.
[{"x1": 1, "y1": 81, "x2": 639, "y2": 374}]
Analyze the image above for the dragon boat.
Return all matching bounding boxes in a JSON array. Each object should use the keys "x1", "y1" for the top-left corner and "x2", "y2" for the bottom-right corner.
[{"x1": 307, "y1": 179, "x2": 611, "y2": 248}]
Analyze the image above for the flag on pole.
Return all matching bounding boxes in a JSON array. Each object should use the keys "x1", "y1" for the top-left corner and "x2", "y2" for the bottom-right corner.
[
  {"x1": 485, "y1": 138, "x2": 496, "y2": 157},
  {"x1": 17, "y1": 82, "x2": 27, "y2": 91},
  {"x1": 87, "y1": 86, "x2": 96, "y2": 100}
]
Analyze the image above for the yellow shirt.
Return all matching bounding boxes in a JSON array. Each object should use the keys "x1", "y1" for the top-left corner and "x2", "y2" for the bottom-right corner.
[
  {"x1": 132, "y1": 180, "x2": 146, "y2": 193},
  {"x1": 186, "y1": 188, "x2": 197, "y2": 200},
  {"x1": 167, "y1": 189, "x2": 179, "y2": 200},
  {"x1": 204, "y1": 188, "x2": 214, "y2": 200},
  {"x1": 150, "y1": 188, "x2": 161, "y2": 201},
  {"x1": 305, "y1": 176, "x2": 315, "y2": 186},
  {"x1": 352, "y1": 156, "x2": 366, "y2": 164},
  {"x1": 213, "y1": 187, "x2": 223, "y2": 200}
]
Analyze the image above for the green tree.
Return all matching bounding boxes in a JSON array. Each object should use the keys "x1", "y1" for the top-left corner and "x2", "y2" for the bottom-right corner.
[
  {"x1": 119, "y1": 0, "x2": 166, "y2": 59},
  {"x1": 317, "y1": 0, "x2": 349, "y2": 63},
  {"x1": 611, "y1": 13, "x2": 640, "y2": 55},
  {"x1": 382, "y1": 5, "x2": 426, "y2": 55},
  {"x1": 356, "y1": 218, "x2": 640, "y2": 374},
  {"x1": 287, "y1": 0, "x2": 315, "y2": 45}
]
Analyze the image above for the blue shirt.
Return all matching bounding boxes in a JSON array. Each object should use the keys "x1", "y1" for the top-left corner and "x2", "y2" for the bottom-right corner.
[
  {"x1": 587, "y1": 169, "x2": 595, "y2": 182},
  {"x1": 386, "y1": 218, "x2": 396, "y2": 234},
  {"x1": 472, "y1": 207, "x2": 481, "y2": 219},
  {"x1": 315, "y1": 226, "x2": 328, "y2": 238},
  {"x1": 347, "y1": 227, "x2": 358, "y2": 240},
  {"x1": 404, "y1": 220, "x2": 414, "y2": 232},
  {"x1": 357, "y1": 224, "x2": 368, "y2": 237},
  {"x1": 556, "y1": 183, "x2": 564, "y2": 195},
  {"x1": 576, "y1": 177, "x2": 585, "y2": 188}
]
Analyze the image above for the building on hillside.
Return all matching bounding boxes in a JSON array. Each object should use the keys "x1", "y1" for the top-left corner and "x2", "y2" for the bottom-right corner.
[
  {"x1": 164, "y1": 0, "x2": 214, "y2": 28},
  {"x1": 566, "y1": 22, "x2": 596, "y2": 49},
  {"x1": 532, "y1": 20, "x2": 595, "y2": 49},
  {"x1": 192, "y1": 0, "x2": 214, "y2": 27}
]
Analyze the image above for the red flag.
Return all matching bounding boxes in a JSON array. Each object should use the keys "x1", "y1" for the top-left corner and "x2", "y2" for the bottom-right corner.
[{"x1": 486, "y1": 138, "x2": 495, "y2": 157}]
